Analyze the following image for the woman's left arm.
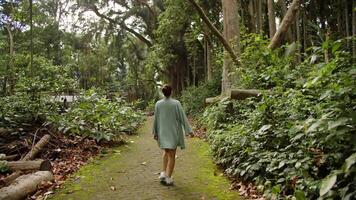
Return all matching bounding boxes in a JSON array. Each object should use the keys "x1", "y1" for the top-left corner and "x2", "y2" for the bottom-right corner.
[{"x1": 177, "y1": 102, "x2": 193, "y2": 136}]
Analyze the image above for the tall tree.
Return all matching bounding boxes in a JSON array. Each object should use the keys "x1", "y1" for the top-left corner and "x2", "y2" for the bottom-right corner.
[
  {"x1": 221, "y1": 0, "x2": 240, "y2": 94},
  {"x1": 278, "y1": 0, "x2": 294, "y2": 43},
  {"x1": 267, "y1": 0, "x2": 276, "y2": 38},
  {"x1": 353, "y1": 0, "x2": 356, "y2": 59}
]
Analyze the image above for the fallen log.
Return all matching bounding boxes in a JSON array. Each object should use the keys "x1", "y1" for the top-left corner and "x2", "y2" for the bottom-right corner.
[
  {"x1": 0, "y1": 171, "x2": 54, "y2": 200},
  {"x1": 205, "y1": 95, "x2": 223, "y2": 104},
  {"x1": 230, "y1": 89, "x2": 261, "y2": 100},
  {"x1": 0, "y1": 134, "x2": 51, "y2": 186},
  {"x1": 6, "y1": 160, "x2": 51, "y2": 171},
  {"x1": 23, "y1": 134, "x2": 51, "y2": 160},
  {"x1": 205, "y1": 89, "x2": 262, "y2": 104},
  {"x1": 0, "y1": 155, "x2": 18, "y2": 161}
]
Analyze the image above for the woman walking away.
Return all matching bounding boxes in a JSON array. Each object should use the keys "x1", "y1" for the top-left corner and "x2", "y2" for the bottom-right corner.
[{"x1": 152, "y1": 84, "x2": 193, "y2": 186}]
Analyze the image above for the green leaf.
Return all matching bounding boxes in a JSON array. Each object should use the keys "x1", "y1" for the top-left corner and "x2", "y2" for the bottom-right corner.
[
  {"x1": 294, "y1": 190, "x2": 306, "y2": 200},
  {"x1": 278, "y1": 161, "x2": 285, "y2": 169},
  {"x1": 307, "y1": 120, "x2": 322, "y2": 133},
  {"x1": 272, "y1": 185, "x2": 281, "y2": 194},
  {"x1": 295, "y1": 162, "x2": 302, "y2": 169},
  {"x1": 319, "y1": 174, "x2": 337, "y2": 196},
  {"x1": 343, "y1": 153, "x2": 356, "y2": 173},
  {"x1": 328, "y1": 118, "x2": 349, "y2": 130}
]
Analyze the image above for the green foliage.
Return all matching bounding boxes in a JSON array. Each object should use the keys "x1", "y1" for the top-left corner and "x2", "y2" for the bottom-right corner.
[
  {"x1": 180, "y1": 78, "x2": 221, "y2": 116},
  {"x1": 199, "y1": 38, "x2": 355, "y2": 199},
  {"x1": 50, "y1": 90, "x2": 145, "y2": 142},
  {"x1": 0, "y1": 160, "x2": 9, "y2": 173},
  {"x1": 15, "y1": 55, "x2": 77, "y2": 93},
  {"x1": 0, "y1": 93, "x2": 59, "y2": 128}
]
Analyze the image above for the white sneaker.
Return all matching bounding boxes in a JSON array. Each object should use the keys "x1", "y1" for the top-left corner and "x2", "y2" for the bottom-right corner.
[
  {"x1": 158, "y1": 171, "x2": 166, "y2": 182},
  {"x1": 164, "y1": 177, "x2": 174, "y2": 186}
]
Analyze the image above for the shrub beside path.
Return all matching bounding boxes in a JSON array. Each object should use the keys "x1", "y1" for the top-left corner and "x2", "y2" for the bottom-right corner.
[{"x1": 49, "y1": 117, "x2": 242, "y2": 200}]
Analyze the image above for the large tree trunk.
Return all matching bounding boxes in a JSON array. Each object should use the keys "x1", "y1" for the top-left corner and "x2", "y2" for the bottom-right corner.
[
  {"x1": 278, "y1": 0, "x2": 294, "y2": 43},
  {"x1": 267, "y1": 0, "x2": 276, "y2": 38},
  {"x1": 221, "y1": 0, "x2": 240, "y2": 94},
  {"x1": 6, "y1": 160, "x2": 51, "y2": 171},
  {"x1": 0, "y1": 171, "x2": 54, "y2": 200},
  {"x1": 269, "y1": 0, "x2": 301, "y2": 49}
]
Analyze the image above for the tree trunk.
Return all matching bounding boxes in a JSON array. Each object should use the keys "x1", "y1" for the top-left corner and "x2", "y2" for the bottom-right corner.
[
  {"x1": 205, "y1": 89, "x2": 262, "y2": 103},
  {"x1": 324, "y1": 30, "x2": 330, "y2": 63},
  {"x1": 344, "y1": 0, "x2": 350, "y2": 48},
  {"x1": 353, "y1": 0, "x2": 356, "y2": 59},
  {"x1": 193, "y1": 57, "x2": 196, "y2": 86},
  {"x1": 221, "y1": 0, "x2": 240, "y2": 94},
  {"x1": 278, "y1": 0, "x2": 294, "y2": 43},
  {"x1": 302, "y1": 9, "x2": 307, "y2": 52},
  {"x1": 187, "y1": 0, "x2": 239, "y2": 65},
  {"x1": 295, "y1": 10, "x2": 301, "y2": 63},
  {"x1": 206, "y1": 36, "x2": 212, "y2": 81},
  {"x1": 257, "y1": 0, "x2": 263, "y2": 34},
  {"x1": 4, "y1": 23, "x2": 14, "y2": 95},
  {"x1": 6, "y1": 160, "x2": 51, "y2": 171},
  {"x1": 248, "y1": 0, "x2": 256, "y2": 33},
  {"x1": 230, "y1": 89, "x2": 261, "y2": 100},
  {"x1": 269, "y1": 0, "x2": 301, "y2": 49},
  {"x1": 0, "y1": 171, "x2": 54, "y2": 200},
  {"x1": 0, "y1": 155, "x2": 18, "y2": 161},
  {"x1": 267, "y1": 0, "x2": 276, "y2": 38},
  {"x1": 23, "y1": 134, "x2": 51, "y2": 160}
]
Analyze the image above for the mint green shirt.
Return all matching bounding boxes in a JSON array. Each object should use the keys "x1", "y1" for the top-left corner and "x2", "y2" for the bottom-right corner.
[{"x1": 152, "y1": 98, "x2": 192, "y2": 149}]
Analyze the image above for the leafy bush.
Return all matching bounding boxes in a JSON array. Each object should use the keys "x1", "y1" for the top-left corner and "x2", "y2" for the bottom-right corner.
[
  {"x1": 198, "y1": 39, "x2": 355, "y2": 199},
  {"x1": 50, "y1": 90, "x2": 145, "y2": 142},
  {"x1": 180, "y1": 67, "x2": 221, "y2": 115},
  {"x1": 0, "y1": 93, "x2": 60, "y2": 128}
]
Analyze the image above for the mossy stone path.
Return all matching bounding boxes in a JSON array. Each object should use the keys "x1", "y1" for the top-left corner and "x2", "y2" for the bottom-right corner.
[{"x1": 49, "y1": 117, "x2": 241, "y2": 200}]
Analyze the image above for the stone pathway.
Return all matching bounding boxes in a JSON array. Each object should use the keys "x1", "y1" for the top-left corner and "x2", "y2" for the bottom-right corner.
[{"x1": 49, "y1": 117, "x2": 241, "y2": 200}]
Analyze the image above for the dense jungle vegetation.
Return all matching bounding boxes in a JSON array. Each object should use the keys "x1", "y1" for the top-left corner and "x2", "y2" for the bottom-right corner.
[{"x1": 1, "y1": 0, "x2": 355, "y2": 199}]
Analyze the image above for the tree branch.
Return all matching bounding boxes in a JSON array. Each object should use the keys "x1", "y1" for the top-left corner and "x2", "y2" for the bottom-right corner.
[
  {"x1": 269, "y1": 0, "x2": 301, "y2": 49},
  {"x1": 186, "y1": 0, "x2": 239, "y2": 65},
  {"x1": 89, "y1": 5, "x2": 152, "y2": 47}
]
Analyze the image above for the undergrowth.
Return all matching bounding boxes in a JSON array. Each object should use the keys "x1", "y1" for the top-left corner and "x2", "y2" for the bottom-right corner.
[{"x1": 187, "y1": 36, "x2": 355, "y2": 199}]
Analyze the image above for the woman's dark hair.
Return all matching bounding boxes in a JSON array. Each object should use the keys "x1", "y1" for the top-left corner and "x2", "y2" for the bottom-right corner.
[{"x1": 162, "y1": 84, "x2": 172, "y2": 97}]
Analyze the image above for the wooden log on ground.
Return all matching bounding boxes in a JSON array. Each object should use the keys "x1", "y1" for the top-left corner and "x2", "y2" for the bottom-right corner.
[
  {"x1": 0, "y1": 171, "x2": 54, "y2": 200},
  {"x1": 6, "y1": 160, "x2": 51, "y2": 171},
  {"x1": 205, "y1": 89, "x2": 262, "y2": 104},
  {"x1": 205, "y1": 95, "x2": 223, "y2": 104},
  {"x1": 0, "y1": 134, "x2": 51, "y2": 186},
  {"x1": 23, "y1": 134, "x2": 51, "y2": 160},
  {"x1": 0, "y1": 155, "x2": 18, "y2": 161},
  {"x1": 230, "y1": 89, "x2": 261, "y2": 100},
  {"x1": 0, "y1": 128, "x2": 13, "y2": 135}
]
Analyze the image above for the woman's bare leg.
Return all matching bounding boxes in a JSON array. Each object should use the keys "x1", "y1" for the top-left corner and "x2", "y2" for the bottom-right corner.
[
  {"x1": 166, "y1": 149, "x2": 177, "y2": 177},
  {"x1": 162, "y1": 150, "x2": 168, "y2": 172}
]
